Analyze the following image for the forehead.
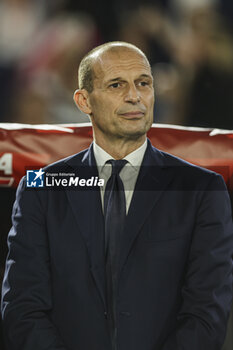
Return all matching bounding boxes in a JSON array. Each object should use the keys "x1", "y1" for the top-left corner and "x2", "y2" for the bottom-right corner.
[{"x1": 92, "y1": 49, "x2": 152, "y2": 84}]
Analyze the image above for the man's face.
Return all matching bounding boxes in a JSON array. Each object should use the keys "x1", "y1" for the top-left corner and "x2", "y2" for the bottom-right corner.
[{"x1": 87, "y1": 49, "x2": 154, "y2": 142}]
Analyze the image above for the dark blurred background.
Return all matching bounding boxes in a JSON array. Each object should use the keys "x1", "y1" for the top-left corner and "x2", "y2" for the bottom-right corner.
[{"x1": 0, "y1": 0, "x2": 232, "y2": 128}]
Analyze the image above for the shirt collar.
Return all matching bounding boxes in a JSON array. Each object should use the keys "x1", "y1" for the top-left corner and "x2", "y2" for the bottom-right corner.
[
  {"x1": 93, "y1": 139, "x2": 148, "y2": 172},
  {"x1": 124, "y1": 139, "x2": 147, "y2": 169}
]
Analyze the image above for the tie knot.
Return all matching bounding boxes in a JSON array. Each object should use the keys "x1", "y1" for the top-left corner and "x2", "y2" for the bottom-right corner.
[{"x1": 107, "y1": 159, "x2": 127, "y2": 175}]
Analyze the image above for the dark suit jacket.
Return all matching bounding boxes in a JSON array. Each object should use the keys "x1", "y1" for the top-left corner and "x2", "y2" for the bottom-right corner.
[{"x1": 1, "y1": 140, "x2": 233, "y2": 350}]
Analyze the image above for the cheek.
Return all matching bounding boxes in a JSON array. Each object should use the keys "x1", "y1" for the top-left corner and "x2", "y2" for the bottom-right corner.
[
  {"x1": 90, "y1": 94, "x2": 116, "y2": 113},
  {"x1": 89, "y1": 98, "x2": 104, "y2": 116},
  {"x1": 90, "y1": 100, "x2": 116, "y2": 124},
  {"x1": 99, "y1": 98, "x2": 119, "y2": 116},
  {"x1": 146, "y1": 95, "x2": 155, "y2": 111}
]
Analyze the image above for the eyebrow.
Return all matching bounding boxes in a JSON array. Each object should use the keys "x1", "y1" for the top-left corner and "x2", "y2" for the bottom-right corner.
[
  {"x1": 106, "y1": 74, "x2": 153, "y2": 84},
  {"x1": 137, "y1": 74, "x2": 152, "y2": 80},
  {"x1": 106, "y1": 77, "x2": 122, "y2": 84}
]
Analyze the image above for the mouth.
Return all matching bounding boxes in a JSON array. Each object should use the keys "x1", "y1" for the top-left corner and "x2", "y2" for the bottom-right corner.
[{"x1": 119, "y1": 111, "x2": 145, "y2": 119}]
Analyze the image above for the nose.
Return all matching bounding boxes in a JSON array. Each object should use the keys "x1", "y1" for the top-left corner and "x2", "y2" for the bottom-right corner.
[{"x1": 124, "y1": 84, "x2": 140, "y2": 104}]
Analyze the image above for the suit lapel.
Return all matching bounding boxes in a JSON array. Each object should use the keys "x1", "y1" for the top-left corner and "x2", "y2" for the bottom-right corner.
[
  {"x1": 64, "y1": 141, "x2": 174, "y2": 308},
  {"x1": 65, "y1": 145, "x2": 107, "y2": 310},
  {"x1": 118, "y1": 141, "x2": 173, "y2": 276}
]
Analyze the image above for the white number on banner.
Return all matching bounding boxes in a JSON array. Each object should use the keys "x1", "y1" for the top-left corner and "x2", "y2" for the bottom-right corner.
[{"x1": 0, "y1": 153, "x2": 13, "y2": 175}]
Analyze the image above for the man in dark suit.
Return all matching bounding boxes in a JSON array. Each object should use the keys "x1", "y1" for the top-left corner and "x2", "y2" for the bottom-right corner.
[{"x1": 1, "y1": 42, "x2": 233, "y2": 350}]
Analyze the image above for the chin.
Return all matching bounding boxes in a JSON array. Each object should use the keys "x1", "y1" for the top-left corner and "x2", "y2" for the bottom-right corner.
[
  {"x1": 122, "y1": 122, "x2": 151, "y2": 137},
  {"x1": 119, "y1": 128, "x2": 148, "y2": 140}
]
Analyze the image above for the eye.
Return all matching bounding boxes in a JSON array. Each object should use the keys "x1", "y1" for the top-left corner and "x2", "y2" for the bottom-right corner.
[
  {"x1": 138, "y1": 81, "x2": 149, "y2": 87},
  {"x1": 109, "y1": 82, "x2": 121, "y2": 88}
]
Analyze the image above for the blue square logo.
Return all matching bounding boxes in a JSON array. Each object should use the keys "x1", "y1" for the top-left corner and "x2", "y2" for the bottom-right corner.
[{"x1": 26, "y1": 169, "x2": 45, "y2": 188}]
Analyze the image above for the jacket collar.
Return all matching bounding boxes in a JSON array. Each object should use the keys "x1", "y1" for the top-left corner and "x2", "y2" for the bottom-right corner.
[{"x1": 64, "y1": 140, "x2": 173, "y2": 309}]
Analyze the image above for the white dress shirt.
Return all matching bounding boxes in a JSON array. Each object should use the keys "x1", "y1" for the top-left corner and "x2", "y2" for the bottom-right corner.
[{"x1": 93, "y1": 139, "x2": 147, "y2": 214}]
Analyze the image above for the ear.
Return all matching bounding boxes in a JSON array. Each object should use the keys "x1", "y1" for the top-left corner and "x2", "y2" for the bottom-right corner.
[{"x1": 73, "y1": 89, "x2": 92, "y2": 114}]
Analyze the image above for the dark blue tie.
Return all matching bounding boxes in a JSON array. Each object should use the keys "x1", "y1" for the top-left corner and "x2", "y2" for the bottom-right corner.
[{"x1": 104, "y1": 159, "x2": 127, "y2": 350}]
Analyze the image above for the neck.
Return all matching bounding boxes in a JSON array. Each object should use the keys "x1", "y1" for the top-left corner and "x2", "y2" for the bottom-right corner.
[{"x1": 94, "y1": 135, "x2": 146, "y2": 159}]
